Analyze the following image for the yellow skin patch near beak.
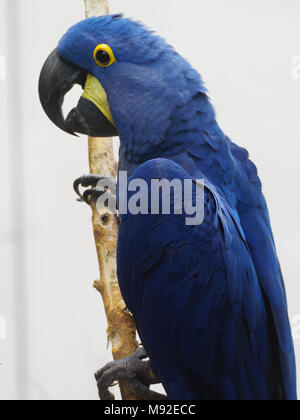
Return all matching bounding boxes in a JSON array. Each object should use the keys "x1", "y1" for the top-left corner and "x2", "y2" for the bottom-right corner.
[{"x1": 82, "y1": 74, "x2": 115, "y2": 127}]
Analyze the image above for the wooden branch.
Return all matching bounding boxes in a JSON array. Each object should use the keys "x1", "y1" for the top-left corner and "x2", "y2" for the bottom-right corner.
[
  {"x1": 83, "y1": 0, "x2": 139, "y2": 401},
  {"x1": 84, "y1": 0, "x2": 109, "y2": 17}
]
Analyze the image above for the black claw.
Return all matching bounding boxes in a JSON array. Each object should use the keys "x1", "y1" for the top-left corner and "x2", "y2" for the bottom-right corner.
[
  {"x1": 73, "y1": 175, "x2": 116, "y2": 205},
  {"x1": 73, "y1": 175, "x2": 117, "y2": 212},
  {"x1": 82, "y1": 187, "x2": 105, "y2": 205},
  {"x1": 73, "y1": 175, "x2": 101, "y2": 200},
  {"x1": 94, "y1": 348, "x2": 167, "y2": 401}
]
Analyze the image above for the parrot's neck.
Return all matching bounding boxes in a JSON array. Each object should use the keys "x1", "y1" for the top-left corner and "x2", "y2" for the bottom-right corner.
[{"x1": 119, "y1": 92, "x2": 236, "y2": 187}]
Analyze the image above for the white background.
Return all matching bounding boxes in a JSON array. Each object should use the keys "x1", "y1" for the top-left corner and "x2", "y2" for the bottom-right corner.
[{"x1": 0, "y1": 0, "x2": 299, "y2": 400}]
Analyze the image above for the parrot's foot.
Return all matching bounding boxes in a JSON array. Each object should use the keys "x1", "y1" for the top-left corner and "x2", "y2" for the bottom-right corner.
[
  {"x1": 73, "y1": 175, "x2": 116, "y2": 210},
  {"x1": 95, "y1": 347, "x2": 167, "y2": 400}
]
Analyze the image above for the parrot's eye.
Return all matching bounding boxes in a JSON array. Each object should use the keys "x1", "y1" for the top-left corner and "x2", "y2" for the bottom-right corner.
[{"x1": 93, "y1": 44, "x2": 116, "y2": 67}]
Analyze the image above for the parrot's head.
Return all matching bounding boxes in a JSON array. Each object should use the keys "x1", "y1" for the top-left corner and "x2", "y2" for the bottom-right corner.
[{"x1": 39, "y1": 15, "x2": 206, "y2": 160}]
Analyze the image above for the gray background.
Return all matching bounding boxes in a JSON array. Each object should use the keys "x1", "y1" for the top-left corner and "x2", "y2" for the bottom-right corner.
[{"x1": 0, "y1": 0, "x2": 299, "y2": 400}]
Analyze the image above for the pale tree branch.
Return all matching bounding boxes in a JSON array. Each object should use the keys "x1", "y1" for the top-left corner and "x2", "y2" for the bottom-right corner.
[{"x1": 83, "y1": 0, "x2": 140, "y2": 401}]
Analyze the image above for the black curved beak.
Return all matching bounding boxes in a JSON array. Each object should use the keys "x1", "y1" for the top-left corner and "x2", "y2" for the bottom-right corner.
[{"x1": 38, "y1": 48, "x2": 117, "y2": 137}]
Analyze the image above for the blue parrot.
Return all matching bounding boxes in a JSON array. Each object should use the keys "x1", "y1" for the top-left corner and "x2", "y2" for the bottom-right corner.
[{"x1": 39, "y1": 15, "x2": 297, "y2": 400}]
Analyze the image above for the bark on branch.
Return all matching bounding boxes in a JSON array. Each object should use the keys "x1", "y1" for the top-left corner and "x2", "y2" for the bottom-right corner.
[{"x1": 83, "y1": 0, "x2": 139, "y2": 401}]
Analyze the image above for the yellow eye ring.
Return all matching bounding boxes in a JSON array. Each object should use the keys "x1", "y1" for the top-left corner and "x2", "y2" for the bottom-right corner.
[{"x1": 93, "y1": 44, "x2": 116, "y2": 67}]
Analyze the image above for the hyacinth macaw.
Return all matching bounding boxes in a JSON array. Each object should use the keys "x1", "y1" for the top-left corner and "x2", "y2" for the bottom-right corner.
[{"x1": 39, "y1": 15, "x2": 297, "y2": 400}]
